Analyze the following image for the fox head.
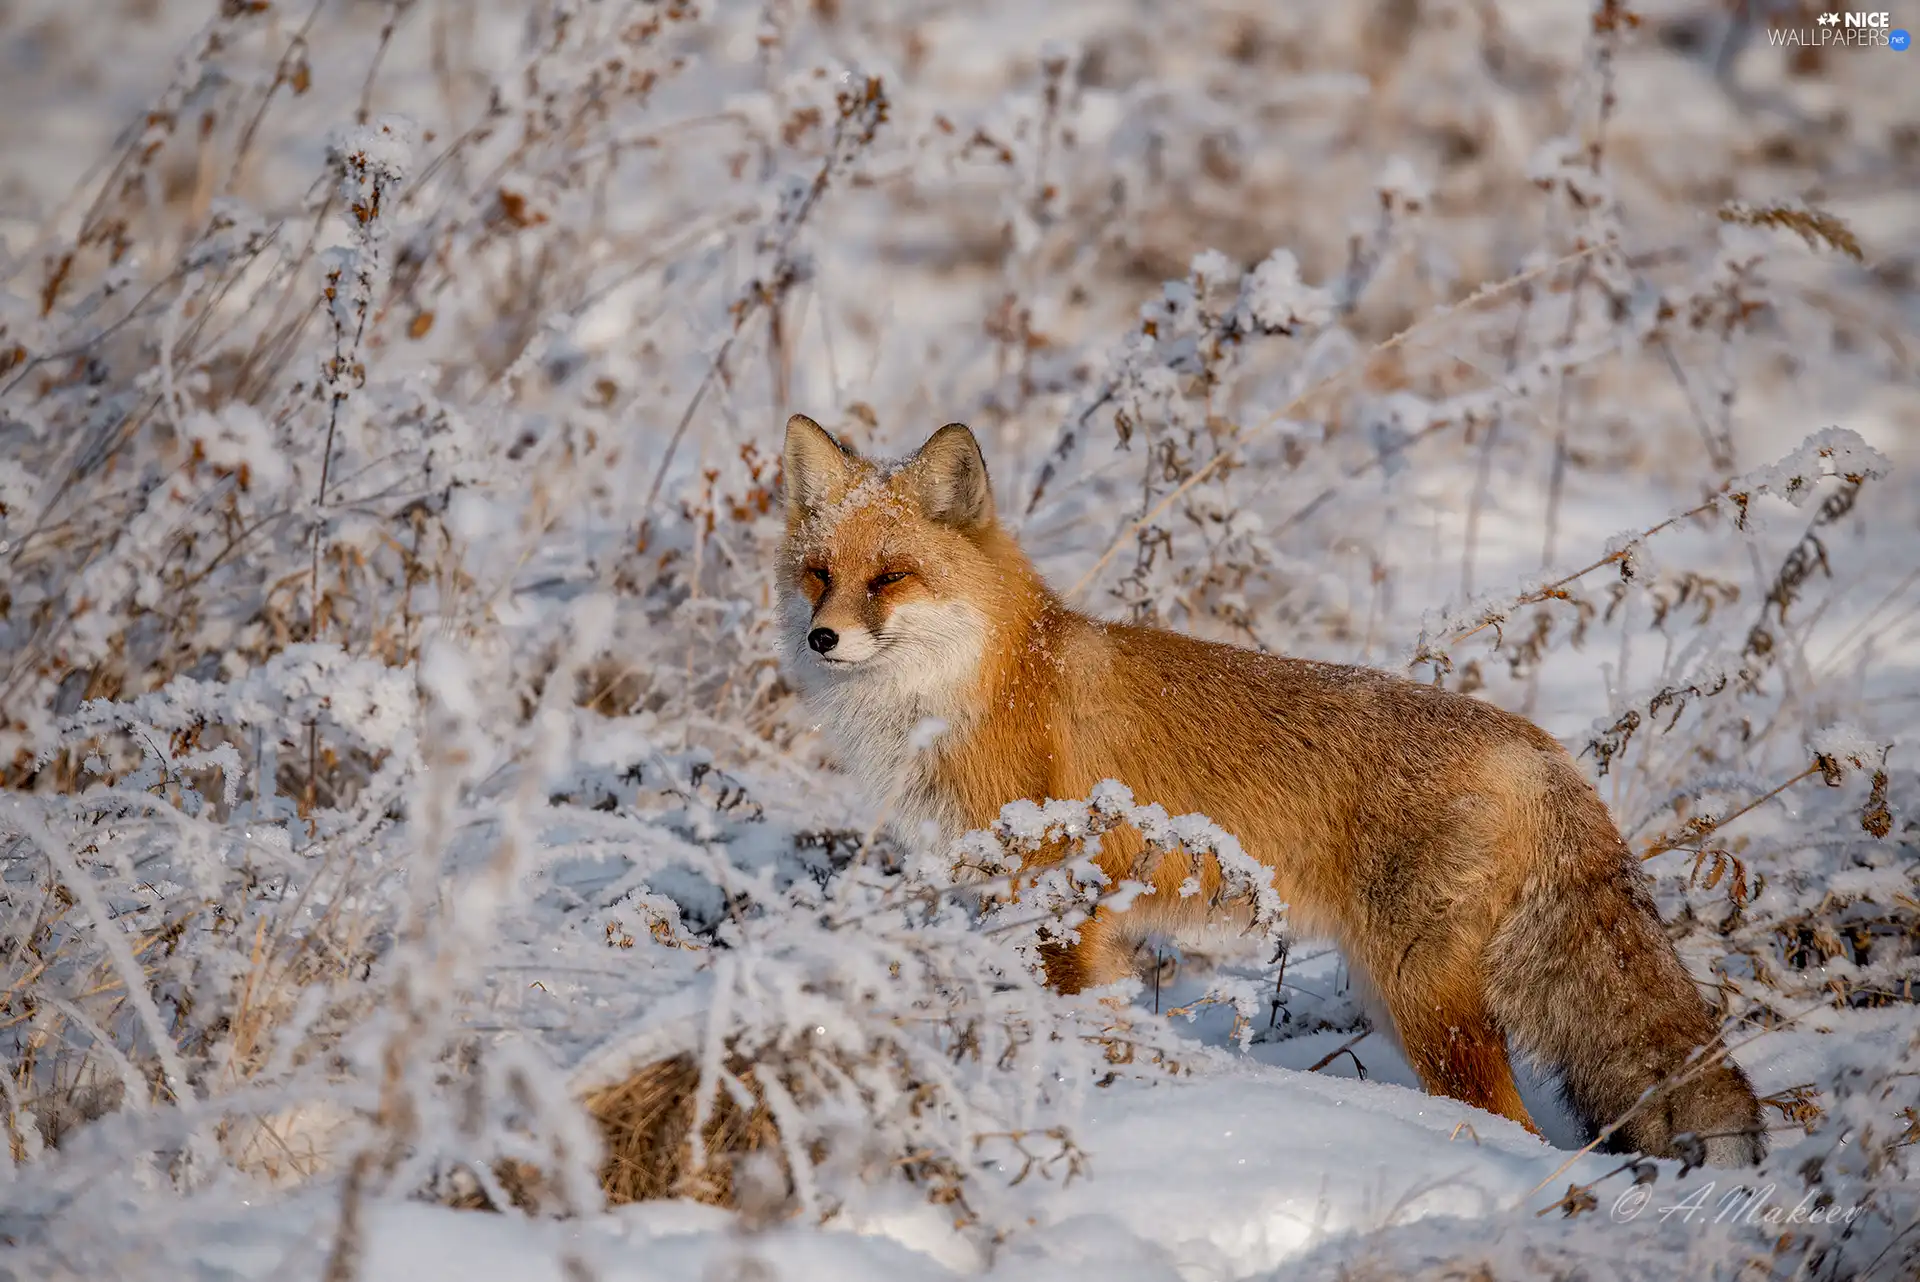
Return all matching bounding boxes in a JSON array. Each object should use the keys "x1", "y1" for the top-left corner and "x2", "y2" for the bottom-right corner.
[{"x1": 777, "y1": 413, "x2": 1022, "y2": 700}]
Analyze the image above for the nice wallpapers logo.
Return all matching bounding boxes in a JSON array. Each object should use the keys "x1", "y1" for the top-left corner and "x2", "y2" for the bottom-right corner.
[{"x1": 1768, "y1": 11, "x2": 1912, "y2": 47}]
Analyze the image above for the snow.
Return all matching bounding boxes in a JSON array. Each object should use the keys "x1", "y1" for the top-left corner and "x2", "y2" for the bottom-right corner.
[
  {"x1": 0, "y1": 1067, "x2": 1619, "y2": 1282},
  {"x1": 1237, "y1": 250, "x2": 1334, "y2": 335},
  {"x1": 32, "y1": 1043, "x2": 1899, "y2": 1282}
]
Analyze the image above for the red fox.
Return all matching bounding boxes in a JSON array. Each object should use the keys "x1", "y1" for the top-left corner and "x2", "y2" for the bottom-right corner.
[{"x1": 777, "y1": 413, "x2": 1766, "y2": 1166}]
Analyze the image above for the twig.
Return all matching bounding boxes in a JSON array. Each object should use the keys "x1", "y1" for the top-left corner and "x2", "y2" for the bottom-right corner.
[
  {"x1": 1306, "y1": 1028, "x2": 1373, "y2": 1075},
  {"x1": 1068, "y1": 244, "x2": 1607, "y2": 601},
  {"x1": 1638, "y1": 764, "x2": 1819, "y2": 861}
]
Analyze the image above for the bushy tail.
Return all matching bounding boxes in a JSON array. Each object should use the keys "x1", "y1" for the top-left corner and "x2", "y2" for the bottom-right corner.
[{"x1": 1484, "y1": 780, "x2": 1766, "y2": 1167}]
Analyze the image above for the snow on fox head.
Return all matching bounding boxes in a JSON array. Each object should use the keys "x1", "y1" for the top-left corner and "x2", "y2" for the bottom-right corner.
[
  {"x1": 777, "y1": 413, "x2": 1001, "y2": 686},
  {"x1": 776, "y1": 414, "x2": 1017, "y2": 816}
]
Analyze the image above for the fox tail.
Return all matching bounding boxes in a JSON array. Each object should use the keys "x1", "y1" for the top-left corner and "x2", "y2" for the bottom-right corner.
[{"x1": 1484, "y1": 771, "x2": 1766, "y2": 1166}]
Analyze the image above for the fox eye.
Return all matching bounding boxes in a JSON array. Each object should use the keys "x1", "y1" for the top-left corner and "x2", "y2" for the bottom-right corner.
[
  {"x1": 805, "y1": 565, "x2": 831, "y2": 588},
  {"x1": 869, "y1": 570, "x2": 910, "y2": 591}
]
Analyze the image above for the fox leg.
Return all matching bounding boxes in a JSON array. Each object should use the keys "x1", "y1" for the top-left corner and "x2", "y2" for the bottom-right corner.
[
  {"x1": 1040, "y1": 908, "x2": 1144, "y2": 996},
  {"x1": 1037, "y1": 826, "x2": 1199, "y2": 996},
  {"x1": 1376, "y1": 956, "x2": 1540, "y2": 1136}
]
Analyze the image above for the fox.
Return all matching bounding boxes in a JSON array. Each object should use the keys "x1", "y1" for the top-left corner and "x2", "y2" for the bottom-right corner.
[{"x1": 775, "y1": 412, "x2": 1767, "y2": 1167}]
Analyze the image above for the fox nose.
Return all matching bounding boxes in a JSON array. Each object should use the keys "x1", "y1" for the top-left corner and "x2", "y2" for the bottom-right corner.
[{"x1": 808, "y1": 627, "x2": 839, "y2": 655}]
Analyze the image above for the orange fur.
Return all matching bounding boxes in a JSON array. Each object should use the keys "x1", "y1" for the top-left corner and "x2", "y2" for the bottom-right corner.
[{"x1": 777, "y1": 414, "x2": 1765, "y2": 1165}]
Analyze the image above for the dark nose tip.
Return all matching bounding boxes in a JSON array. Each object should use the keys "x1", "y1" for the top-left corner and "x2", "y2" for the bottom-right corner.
[{"x1": 808, "y1": 627, "x2": 839, "y2": 655}]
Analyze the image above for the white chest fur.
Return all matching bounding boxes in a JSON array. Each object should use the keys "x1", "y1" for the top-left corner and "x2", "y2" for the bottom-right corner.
[{"x1": 781, "y1": 595, "x2": 990, "y2": 843}]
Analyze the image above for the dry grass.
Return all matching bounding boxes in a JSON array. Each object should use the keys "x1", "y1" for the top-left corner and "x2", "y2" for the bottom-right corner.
[
  {"x1": 584, "y1": 1052, "x2": 783, "y2": 1210},
  {"x1": 1717, "y1": 201, "x2": 1866, "y2": 262},
  {"x1": 445, "y1": 1051, "x2": 834, "y2": 1218}
]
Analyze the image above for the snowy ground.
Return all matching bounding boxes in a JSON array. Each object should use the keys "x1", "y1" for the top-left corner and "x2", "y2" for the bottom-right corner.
[
  {"x1": 32, "y1": 1006, "x2": 1917, "y2": 1282},
  {"x1": 52, "y1": 1076, "x2": 1630, "y2": 1282}
]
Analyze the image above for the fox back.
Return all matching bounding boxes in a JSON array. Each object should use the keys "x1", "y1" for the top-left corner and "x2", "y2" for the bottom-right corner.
[{"x1": 776, "y1": 413, "x2": 1766, "y2": 1167}]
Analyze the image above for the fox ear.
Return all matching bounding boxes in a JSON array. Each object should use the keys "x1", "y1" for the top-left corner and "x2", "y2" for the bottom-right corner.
[
  {"x1": 783, "y1": 413, "x2": 858, "y2": 517},
  {"x1": 908, "y1": 423, "x2": 994, "y2": 531}
]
